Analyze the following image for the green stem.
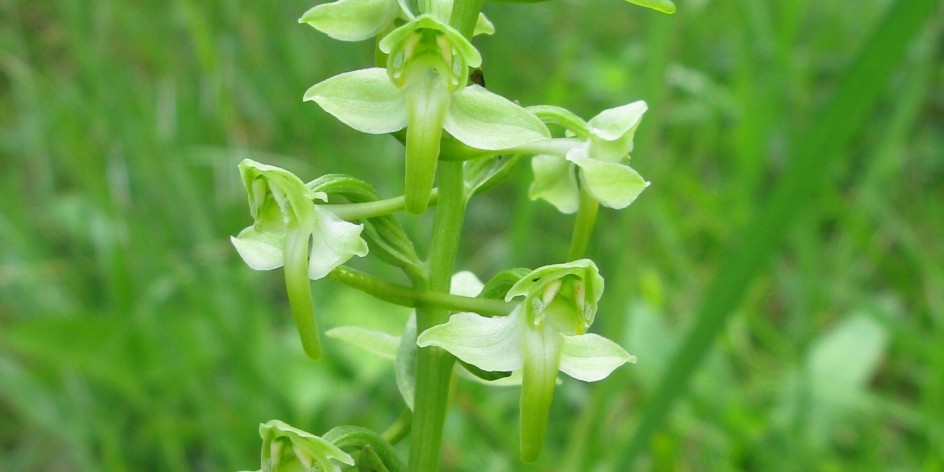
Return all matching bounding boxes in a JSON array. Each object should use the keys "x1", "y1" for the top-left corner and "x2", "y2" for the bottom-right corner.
[
  {"x1": 449, "y1": 0, "x2": 485, "y2": 38},
  {"x1": 410, "y1": 160, "x2": 466, "y2": 472},
  {"x1": 328, "y1": 266, "x2": 513, "y2": 316},
  {"x1": 382, "y1": 410, "x2": 413, "y2": 445},
  {"x1": 567, "y1": 187, "x2": 600, "y2": 261},
  {"x1": 324, "y1": 189, "x2": 439, "y2": 220}
]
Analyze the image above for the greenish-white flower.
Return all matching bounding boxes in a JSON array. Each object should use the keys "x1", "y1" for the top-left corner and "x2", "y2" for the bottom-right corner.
[
  {"x1": 523, "y1": 102, "x2": 650, "y2": 214},
  {"x1": 231, "y1": 159, "x2": 369, "y2": 360},
  {"x1": 240, "y1": 420, "x2": 354, "y2": 472},
  {"x1": 304, "y1": 14, "x2": 547, "y2": 214},
  {"x1": 417, "y1": 260, "x2": 635, "y2": 462}
]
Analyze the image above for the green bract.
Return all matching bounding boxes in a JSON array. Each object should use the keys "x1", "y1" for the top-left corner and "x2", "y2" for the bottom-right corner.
[
  {"x1": 525, "y1": 101, "x2": 650, "y2": 213},
  {"x1": 305, "y1": 15, "x2": 548, "y2": 214},
  {"x1": 231, "y1": 159, "x2": 369, "y2": 360},
  {"x1": 416, "y1": 260, "x2": 635, "y2": 462},
  {"x1": 241, "y1": 420, "x2": 354, "y2": 472}
]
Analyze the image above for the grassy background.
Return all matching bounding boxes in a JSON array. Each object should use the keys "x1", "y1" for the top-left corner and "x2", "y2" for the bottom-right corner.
[{"x1": 2, "y1": 0, "x2": 942, "y2": 470}]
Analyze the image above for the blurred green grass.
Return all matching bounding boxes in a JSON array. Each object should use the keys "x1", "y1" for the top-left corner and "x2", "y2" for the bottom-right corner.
[{"x1": 1, "y1": 0, "x2": 942, "y2": 470}]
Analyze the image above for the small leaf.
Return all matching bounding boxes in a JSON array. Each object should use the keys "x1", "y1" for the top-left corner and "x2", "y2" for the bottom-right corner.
[
  {"x1": 464, "y1": 154, "x2": 524, "y2": 198},
  {"x1": 395, "y1": 315, "x2": 418, "y2": 410},
  {"x1": 304, "y1": 68, "x2": 407, "y2": 135},
  {"x1": 625, "y1": 0, "x2": 676, "y2": 14},
  {"x1": 326, "y1": 326, "x2": 400, "y2": 360},
  {"x1": 456, "y1": 359, "x2": 513, "y2": 382}
]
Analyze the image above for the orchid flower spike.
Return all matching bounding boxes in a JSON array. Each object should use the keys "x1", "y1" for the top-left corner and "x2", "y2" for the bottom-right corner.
[
  {"x1": 231, "y1": 159, "x2": 369, "y2": 360},
  {"x1": 522, "y1": 102, "x2": 650, "y2": 214},
  {"x1": 304, "y1": 14, "x2": 548, "y2": 214},
  {"x1": 417, "y1": 259, "x2": 635, "y2": 462},
  {"x1": 240, "y1": 420, "x2": 354, "y2": 472}
]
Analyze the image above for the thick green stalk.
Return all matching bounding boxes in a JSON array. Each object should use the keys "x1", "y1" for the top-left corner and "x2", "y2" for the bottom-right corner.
[
  {"x1": 567, "y1": 187, "x2": 599, "y2": 261},
  {"x1": 328, "y1": 266, "x2": 513, "y2": 316},
  {"x1": 449, "y1": 0, "x2": 485, "y2": 38},
  {"x1": 409, "y1": 160, "x2": 466, "y2": 472}
]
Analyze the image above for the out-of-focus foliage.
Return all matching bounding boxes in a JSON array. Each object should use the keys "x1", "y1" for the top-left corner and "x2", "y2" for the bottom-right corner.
[{"x1": 1, "y1": 0, "x2": 941, "y2": 471}]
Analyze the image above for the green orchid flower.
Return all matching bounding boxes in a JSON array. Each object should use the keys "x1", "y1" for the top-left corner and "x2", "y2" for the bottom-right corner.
[
  {"x1": 241, "y1": 420, "x2": 354, "y2": 472},
  {"x1": 298, "y1": 0, "x2": 495, "y2": 43},
  {"x1": 520, "y1": 101, "x2": 650, "y2": 214},
  {"x1": 416, "y1": 259, "x2": 635, "y2": 462},
  {"x1": 231, "y1": 159, "x2": 369, "y2": 360},
  {"x1": 304, "y1": 14, "x2": 548, "y2": 214}
]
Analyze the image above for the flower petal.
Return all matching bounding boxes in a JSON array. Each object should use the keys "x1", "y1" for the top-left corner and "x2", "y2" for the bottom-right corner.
[
  {"x1": 519, "y1": 326, "x2": 563, "y2": 463},
  {"x1": 445, "y1": 85, "x2": 549, "y2": 150},
  {"x1": 588, "y1": 100, "x2": 647, "y2": 142},
  {"x1": 568, "y1": 151, "x2": 649, "y2": 210},
  {"x1": 299, "y1": 0, "x2": 400, "y2": 42},
  {"x1": 528, "y1": 155, "x2": 579, "y2": 214},
  {"x1": 303, "y1": 68, "x2": 407, "y2": 135},
  {"x1": 308, "y1": 207, "x2": 369, "y2": 280},
  {"x1": 587, "y1": 101, "x2": 647, "y2": 162},
  {"x1": 417, "y1": 308, "x2": 524, "y2": 373},
  {"x1": 451, "y1": 271, "x2": 485, "y2": 298},
  {"x1": 559, "y1": 333, "x2": 636, "y2": 382},
  {"x1": 231, "y1": 227, "x2": 284, "y2": 271}
]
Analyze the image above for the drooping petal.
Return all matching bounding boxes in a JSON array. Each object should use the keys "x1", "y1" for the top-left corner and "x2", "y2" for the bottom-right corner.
[
  {"x1": 303, "y1": 68, "x2": 408, "y2": 135},
  {"x1": 417, "y1": 308, "x2": 525, "y2": 373},
  {"x1": 231, "y1": 227, "x2": 285, "y2": 271},
  {"x1": 528, "y1": 155, "x2": 579, "y2": 214},
  {"x1": 298, "y1": 0, "x2": 400, "y2": 42},
  {"x1": 445, "y1": 85, "x2": 549, "y2": 151},
  {"x1": 326, "y1": 326, "x2": 400, "y2": 360},
  {"x1": 568, "y1": 150, "x2": 649, "y2": 210},
  {"x1": 559, "y1": 333, "x2": 636, "y2": 382},
  {"x1": 284, "y1": 229, "x2": 323, "y2": 360},
  {"x1": 519, "y1": 326, "x2": 563, "y2": 463},
  {"x1": 307, "y1": 207, "x2": 369, "y2": 280},
  {"x1": 402, "y1": 61, "x2": 451, "y2": 214}
]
